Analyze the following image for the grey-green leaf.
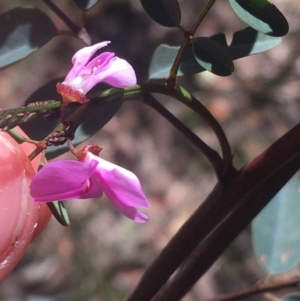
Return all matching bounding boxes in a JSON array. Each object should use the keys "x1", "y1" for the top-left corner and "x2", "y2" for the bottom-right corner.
[
  {"x1": 47, "y1": 201, "x2": 70, "y2": 226},
  {"x1": 0, "y1": 8, "x2": 57, "y2": 68},
  {"x1": 192, "y1": 37, "x2": 234, "y2": 76},
  {"x1": 229, "y1": 0, "x2": 288, "y2": 37},
  {"x1": 252, "y1": 177, "x2": 300, "y2": 275},
  {"x1": 148, "y1": 28, "x2": 280, "y2": 79},
  {"x1": 149, "y1": 34, "x2": 228, "y2": 78},
  {"x1": 72, "y1": 0, "x2": 100, "y2": 10},
  {"x1": 141, "y1": 0, "x2": 181, "y2": 27},
  {"x1": 229, "y1": 27, "x2": 281, "y2": 59}
]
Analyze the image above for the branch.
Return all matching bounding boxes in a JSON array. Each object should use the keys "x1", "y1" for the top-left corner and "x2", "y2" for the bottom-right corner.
[
  {"x1": 142, "y1": 94, "x2": 226, "y2": 175},
  {"x1": 169, "y1": 0, "x2": 217, "y2": 80},
  {"x1": 154, "y1": 149, "x2": 300, "y2": 301},
  {"x1": 124, "y1": 121, "x2": 300, "y2": 301},
  {"x1": 205, "y1": 278, "x2": 300, "y2": 301},
  {"x1": 89, "y1": 84, "x2": 233, "y2": 175},
  {"x1": 42, "y1": 0, "x2": 80, "y2": 33}
]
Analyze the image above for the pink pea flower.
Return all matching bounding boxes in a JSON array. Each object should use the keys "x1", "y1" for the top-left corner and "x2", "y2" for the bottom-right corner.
[
  {"x1": 30, "y1": 152, "x2": 149, "y2": 223},
  {"x1": 57, "y1": 41, "x2": 137, "y2": 103}
]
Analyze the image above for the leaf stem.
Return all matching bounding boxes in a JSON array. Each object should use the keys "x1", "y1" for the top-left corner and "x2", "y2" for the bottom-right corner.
[
  {"x1": 42, "y1": 0, "x2": 80, "y2": 33},
  {"x1": 90, "y1": 83, "x2": 232, "y2": 175},
  {"x1": 124, "y1": 119, "x2": 300, "y2": 301},
  {"x1": 141, "y1": 94, "x2": 224, "y2": 173},
  {"x1": 174, "y1": 85, "x2": 232, "y2": 173},
  {"x1": 169, "y1": 0, "x2": 217, "y2": 80},
  {"x1": 206, "y1": 278, "x2": 300, "y2": 301},
  {"x1": 153, "y1": 150, "x2": 300, "y2": 301},
  {"x1": 190, "y1": 0, "x2": 217, "y2": 34}
]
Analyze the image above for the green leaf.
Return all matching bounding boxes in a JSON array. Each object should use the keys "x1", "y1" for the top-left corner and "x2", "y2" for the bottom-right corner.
[
  {"x1": 47, "y1": 201, "x2": 70, "y2": 226},
  {"x1": 0, "y1": 8, "x2": 57, "y2": 68},
  {"x1": 45, "y1": 99, "x2": 122, "y2": 159},
  {"x1": 149, "y1": 34, "x2": 228, "y2": 78},
  {"x1": 192, "y1": 37, "x2": 234, "y2": 76},
  {"x1": 229, "y1": 0, "x2": 288, "y2": 37},
  {"x1": 229, "y1": 27, "x2": 281, "y2": 59},
  {"x1": 141, "y1": 0, "x2": 181, "y2": 27},
  {"x1": 148, "y1": 28, "x2": 280, "y2": 79},
  {"x1": 252, "y1": 177, "x2": 300, "y2": 275},
  {"x1": 72, "y1": 0, "x2": 100, "y2": 10}
]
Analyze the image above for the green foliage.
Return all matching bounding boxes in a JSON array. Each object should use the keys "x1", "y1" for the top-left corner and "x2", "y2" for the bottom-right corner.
[
  {"x1": 149, "y1": 44, "x2": 201, "y2": 79},
  {"x1": 47, "y1": 201, "x2": 71, "y2": 226},
  {"x1": 229, "y1": 27, "x2": 281, "y2": 59},
  {"x1": 229, "y1": 0, "x2": 289, "y2": 37},
  {"x1": 72, "y1": 0, "x2": 100, "y2": 10},
  {"x1": 0, "y1": 8, "x2": 57, "y2": 68},
  {"x1": 192, "y1": 37, "x2": 234, "y2": 76},
  {"x1": 149, "y1": 28, "x2": 281, "y2": 78},
  {"x1": 140, "y1": 0, "x2": 181, "y2": 27},
  {"x1": 252, "y1": 177, "x2": 300, "y2": 274}
]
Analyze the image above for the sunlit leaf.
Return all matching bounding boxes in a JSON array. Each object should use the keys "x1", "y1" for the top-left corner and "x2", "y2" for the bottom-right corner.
[
  {"x1": 72, "y1": 0, "x2": 100, "y2": 10},
  {"x1": 252, "y1": 177, "x2": 300, "y2": 274},
  {"x1": 229, "y1": 27, "x2": 281, "y2": 59},
  {"x1": 192, "y1": 37, "x2": 234, "y2": 76},
  {"x1": 229, "y1": 0, "x2": 288, "y2": 37},
  {"x1": 141, "y1": 0, "x2": 181, "y2": 27},
  {"x1": 149, "y1": 34, "x2": 228, "y2": 78},
  {"x1": 148, "y1": 28, "x2": 281, "y2": 79},
  {"x1": 0, "y1": 8, "x2": 57, "y2": 68}
]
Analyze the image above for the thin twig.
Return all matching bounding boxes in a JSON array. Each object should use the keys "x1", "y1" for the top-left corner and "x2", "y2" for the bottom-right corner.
[
  {"x1": 124, "y1": 120, "x2": 300, "y2": 301},
  {"x1": 142, "y1": 94, "x2": 224, "y2": 174},
  {"x1": 90, "y1": 83, "x2": 233, "y2": 175},
  {"x1": 42, "y1": 0, "x2": 80, "y2": 33},
  {"x1": 174, "y1": 85, "x2": 233, "y2": 174},
  {"x1": 190, "y1": 0, "x2": 217, "y2": 34},
  {"x1": 206, "y1": 278, "x2": 300, "y2": 301},
  {"x1": 153, "y1": 149, "x2": 300, "y2": 300},
  {"x1": 169, "y1": 0, "x2": 217, "y2": 80}
]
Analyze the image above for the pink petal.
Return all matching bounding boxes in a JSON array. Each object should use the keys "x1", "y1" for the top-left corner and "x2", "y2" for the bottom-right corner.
[
  {"x1": 83, "y1": 56, "x2": 137, "y2": 91},
  {"x1": 93, "y1": 158, "x2": 149, "y2": 208},
  {"x1": 107, "y1": 199, "x2": 149, "y2": 223},
  {"x1": 70, "y1": 52, "x2": 116, "y2": 93},
  {"x1": 98, "y1": 56, "x2": 137, "y2": 88},
  {"x1": 30, "y1": 160, "x2": 103, "y2": 203},
  {"x1": 64, "y1": 41, "x2": 111, "y2": 84},
  {"x1": 84, "y1": 153, "x2": 149, "y2": 222}
]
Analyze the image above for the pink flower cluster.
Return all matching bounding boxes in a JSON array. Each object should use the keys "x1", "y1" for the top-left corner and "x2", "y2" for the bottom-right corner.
[
  {"x1": 30, "y1": 152, "x2": 149, "y2": 223},
  {"x1": 31, "y1": 42, "x2": 149, "y2": 223}
]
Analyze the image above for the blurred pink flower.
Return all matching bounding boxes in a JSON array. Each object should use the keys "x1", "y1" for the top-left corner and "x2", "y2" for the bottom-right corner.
[
  {"x1": 57, "y1": 41, "x2": 137, "y2": 102},
  {"x1": 30, "y1": 152, "x2": 149, "y2": 223}
]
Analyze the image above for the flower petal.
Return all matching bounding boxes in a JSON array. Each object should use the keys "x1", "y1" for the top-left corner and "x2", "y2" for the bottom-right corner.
[
  {"x1": 30, "y1": 160, "x2": 103, "y2": 202},
  {"x1": 82, "y1": 56, "x2": 137, "y2": 91},
  {"x1": 64, "y1": 41, "x2": 111, "y2": 84},
  {"x1": 107, "y1": 199, "x2": 149, "y2": 223},
  {"x1": 89, "y1": 156, "x2": 149, "y2": 208},
  {"x1": 68, "y1": 52, "x2": 116, "y2": 93}
]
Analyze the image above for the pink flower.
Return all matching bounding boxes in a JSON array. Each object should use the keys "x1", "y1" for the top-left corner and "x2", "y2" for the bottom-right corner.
[
  {"x1": 56, "y1": 41, "x2": 137, "y2": 102},
  {"x1": 30, "y1": 152, "x2": 149, "y2": 223}
]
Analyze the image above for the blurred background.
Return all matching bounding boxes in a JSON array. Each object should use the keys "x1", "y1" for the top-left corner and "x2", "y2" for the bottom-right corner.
[{"x1": 0, "y1": 0, "x2": 300, "y2": 300}]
